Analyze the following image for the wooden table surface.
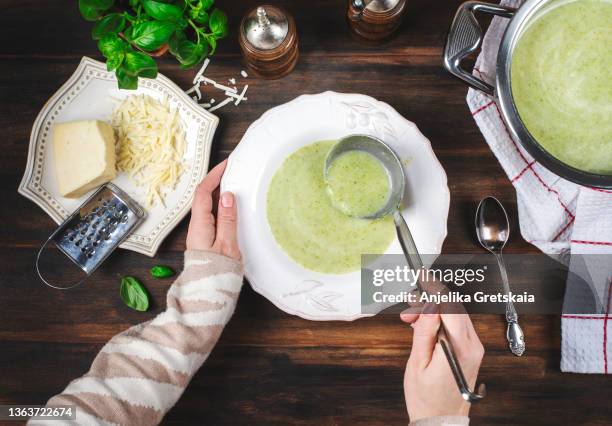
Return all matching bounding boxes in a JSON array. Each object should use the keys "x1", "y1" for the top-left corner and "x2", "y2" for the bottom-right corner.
[{"x1": 0, "y1": 0, "x2": 610, "y2": 424}]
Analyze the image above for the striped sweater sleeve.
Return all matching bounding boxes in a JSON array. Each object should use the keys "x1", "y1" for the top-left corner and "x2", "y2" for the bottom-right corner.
[
  {"x1": 410, "y1": 415, "x2": 470, "y2": 426},
  {"x1": 29, "y1": 250, "x2": 243, "y2": 426}
]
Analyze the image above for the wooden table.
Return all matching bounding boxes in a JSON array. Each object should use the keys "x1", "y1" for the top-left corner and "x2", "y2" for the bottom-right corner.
[{"x1": 0, "y1": 1, "x2": 609, "y2": 424}]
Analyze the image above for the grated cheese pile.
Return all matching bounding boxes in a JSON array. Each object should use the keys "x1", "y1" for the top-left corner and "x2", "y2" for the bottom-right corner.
[{"x1": 112, "y1": 94, "x2": 187, "y2": 208}]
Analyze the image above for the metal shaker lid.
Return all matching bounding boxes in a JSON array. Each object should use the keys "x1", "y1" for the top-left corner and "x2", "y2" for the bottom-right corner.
[
  {"x1": 242, "y1": 5, "x2": 289, "y2": 50},
  {"x1": 353, "y1": 0, "x2": 400, "y2": 13}
]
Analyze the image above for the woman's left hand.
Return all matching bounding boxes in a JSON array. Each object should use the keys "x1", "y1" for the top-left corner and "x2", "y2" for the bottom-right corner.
[{"x1": 186, "y1": 159, "x2": 241, "y2": 261}]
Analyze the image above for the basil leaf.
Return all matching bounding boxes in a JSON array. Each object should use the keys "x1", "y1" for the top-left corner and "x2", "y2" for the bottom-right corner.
[
  {"x1": 142, "y1": 0, "x2": 183, "y2": 21},
  {"x1": 150, "y1": 265, "x2": 175, "y2": 279},
  {"x1": 120, "y1": 276, "x2": 150, "y2": 311},
  {"x1": 123, "y1": 51, "x2": 158, "y2": 78},
  {"x1": 190, "y1": 9, "x2": 209, "y2": 25},
  {"x1": 106, "y1": 51, "x2": 125, "y2": 71},
  {"x1": 201, "y1": 0, "x2": 214, "y2": 11},
  {"x1": 177, "y1": 16, "x2": 189, "y2": 30},
  {"x1": 79, "y1": 0, "x2": 115, "y2": 22},
  {"x1": 168, "y1": 30, "x2": 186, "y2": 56},
  {"x1": 126, "y1": 20, "x2": 176, "y2": 51},
  {"x1": 80, "y1": 5, "x2": 103, "y2": 21},
  {"x1": 98, "y1": 33, "x2": 128, "y2": 58},
  {"x1": 92, "y1": 13, "x2": 126, "y2": 40},
  {"x1": 206, "y1": 35, "x2": 217, "y2": 55},
  {"x1": 209, "y1": 9, "x2": 228, "y2": 38},
  {"x1": 172, "y1": 38, "x2": 208, "y2": 69},
  {"x1": 116, "y1": 66, "x2": 139, "y2": 90}
]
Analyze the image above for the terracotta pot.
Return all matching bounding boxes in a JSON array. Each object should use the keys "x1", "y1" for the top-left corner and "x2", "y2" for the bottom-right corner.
[
  {"x1": 118, "y1": 31, "x2": 169, "y2": 57},
  {"x1": 147, "y1": 43, "x2": 169, "y2": 57}
]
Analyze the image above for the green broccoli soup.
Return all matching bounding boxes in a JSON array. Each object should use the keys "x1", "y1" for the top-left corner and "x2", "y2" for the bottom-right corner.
[
  {"x1": 266, "y1": 141, "x2": 395, "y2": 274},
  {"x1": 511, "y1": 0, "x2": 612, "y2": 174},
  {"x1": 326, "y1": 150, "x2": 390, "y2": 218}
]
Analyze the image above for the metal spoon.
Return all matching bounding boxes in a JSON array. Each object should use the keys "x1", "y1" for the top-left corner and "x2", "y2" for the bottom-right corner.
[
  {"x1": 475, "y1": 196, "x2": 525, "y2": 356},
  {"x1": 325, "y1": 135, "x2": 486, "y2": 402}
]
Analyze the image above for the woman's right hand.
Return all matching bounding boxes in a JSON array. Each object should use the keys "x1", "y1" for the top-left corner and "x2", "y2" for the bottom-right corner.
[{"x1": 401, "y1": 307, "x2": 484, "y2": 422}]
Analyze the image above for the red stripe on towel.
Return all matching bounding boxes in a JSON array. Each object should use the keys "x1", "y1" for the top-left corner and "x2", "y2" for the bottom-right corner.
[
  {"x1": 571, "y1": 240, "x2": 612, "y2": 246},
  {"x1": 562, "y1": 282, "x2": 611, "y2": 374},
  {"x1": 472, "y1": 100, "x2": 495, "y2": 116},
  {"x1": 588, "y1": 187, "x2": 612, "y2": 194},
  {"x1": 511, "y1": 161, "x2": 536, "y2": 183},
  {"x1": 552, "y1": 217, "x2": 575, "y2": 242}
]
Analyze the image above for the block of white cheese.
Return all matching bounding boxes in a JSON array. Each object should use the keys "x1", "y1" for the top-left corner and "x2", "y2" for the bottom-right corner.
[{"x1": 52, "y1": 120, "x2": 117, "y2": 198}]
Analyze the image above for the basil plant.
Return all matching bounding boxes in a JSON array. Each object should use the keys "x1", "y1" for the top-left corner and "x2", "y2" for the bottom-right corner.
[{"x1": 79, "y1": 0, "x2": 228, "y2": 89}]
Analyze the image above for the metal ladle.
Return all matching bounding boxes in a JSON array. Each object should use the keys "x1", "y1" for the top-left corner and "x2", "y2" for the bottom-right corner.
[
  {"x1": 325, "y1": 134, "x2": 486, "y2": 402},
  {"x1": 475, "y1": 196, "x2": 525, "y2": 356}
]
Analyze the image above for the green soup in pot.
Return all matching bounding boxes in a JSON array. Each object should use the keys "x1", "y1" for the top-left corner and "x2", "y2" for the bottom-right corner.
[
  {"x1": 266, "y1": 141, "x2": 395, "y2": 274},
  {"x1": 511, "y1": 0, "x2": 612, "y2": 175}
]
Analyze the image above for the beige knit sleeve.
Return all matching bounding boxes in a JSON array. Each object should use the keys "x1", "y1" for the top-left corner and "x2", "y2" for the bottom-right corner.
[
  {"x1": 410, "y1": 415, "x2": 470, "y2": 426},
  {"x1": 29, "y1": 250, "x2": 243, "y2": 426}
]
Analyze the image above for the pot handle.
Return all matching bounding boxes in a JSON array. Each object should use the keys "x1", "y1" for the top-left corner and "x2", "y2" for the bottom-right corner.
[{"x1": 443, "y1": 1, "x2": 516, "y2": 96}]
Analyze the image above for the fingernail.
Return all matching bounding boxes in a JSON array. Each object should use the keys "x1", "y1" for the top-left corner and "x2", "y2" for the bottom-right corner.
[{"x1": 221, "y1": 192, "x2": 234, "y2": 208}]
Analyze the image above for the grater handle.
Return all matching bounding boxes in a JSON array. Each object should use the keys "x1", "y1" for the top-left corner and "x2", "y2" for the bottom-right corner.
[{"x1": 36, "y1": 233, "x2": 88, "y2": 290}]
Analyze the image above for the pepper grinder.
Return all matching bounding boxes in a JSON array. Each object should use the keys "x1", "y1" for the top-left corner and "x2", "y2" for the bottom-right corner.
[
  {"x1": 347, "y1": 0, "x2": 407, "y2": 41},
  {"x1": 239, "y1": 5, "x2": 299, "y2": 79}
]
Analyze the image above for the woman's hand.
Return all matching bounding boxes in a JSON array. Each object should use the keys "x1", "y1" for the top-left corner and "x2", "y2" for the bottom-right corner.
[
  {"x1": 401, "y1": 306, "x2": 484, "y2": 422},
  {"x1": 186, "y1": 159, "x2": 241, "y2": 261}
]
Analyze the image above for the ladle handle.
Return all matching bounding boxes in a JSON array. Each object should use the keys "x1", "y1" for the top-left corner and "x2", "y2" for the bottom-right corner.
[
  {"x1": 438, "y1": 325, "x2": 487, "y2": 403},
  {"x1": 393, "y1": 210, "x2": 424, "y2": 281},
  {"x1": 392, "y1": 210, "x2": 486, "y2": 403},
  {"x1": 443, "y1": 1, "x2": 515, "y2": 96}
]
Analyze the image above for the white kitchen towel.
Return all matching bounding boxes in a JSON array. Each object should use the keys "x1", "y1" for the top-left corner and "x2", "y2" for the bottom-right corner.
[{"x1": 465, "y1": 0, "x2": 612, "y2": 373}]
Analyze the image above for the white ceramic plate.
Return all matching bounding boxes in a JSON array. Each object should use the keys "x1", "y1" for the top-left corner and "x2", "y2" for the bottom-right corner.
[
  {"x1": 222, "y1": 92, "x2": 450, "y2": 321},
  {"x1": 19, "y1": 57, "x2": 218, "y2": 257}
]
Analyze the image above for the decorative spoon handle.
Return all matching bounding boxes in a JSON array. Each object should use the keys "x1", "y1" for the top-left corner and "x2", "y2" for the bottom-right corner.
[
  {"x1": 495, "y1": 253, "x2": 525, "y2": 356},
  {"x1": 507, "y1": 321, "x2": 525, "y2": 356}
]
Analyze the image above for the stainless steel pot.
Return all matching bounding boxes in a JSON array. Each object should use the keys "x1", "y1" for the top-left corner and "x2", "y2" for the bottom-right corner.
[{"x1": 443, "y1": 0, "x2": 612, "y2": 189}]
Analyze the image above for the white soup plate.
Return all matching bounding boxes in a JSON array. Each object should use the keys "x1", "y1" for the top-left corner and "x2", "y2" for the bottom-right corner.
[{"x1": 222, "y1": 91, "x2": 450, "y2": 321}]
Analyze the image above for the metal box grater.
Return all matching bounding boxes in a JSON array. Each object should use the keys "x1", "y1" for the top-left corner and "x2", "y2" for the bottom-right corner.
[{"x1": 36, "y1": 183, "x2": 146, "y2": 289}]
